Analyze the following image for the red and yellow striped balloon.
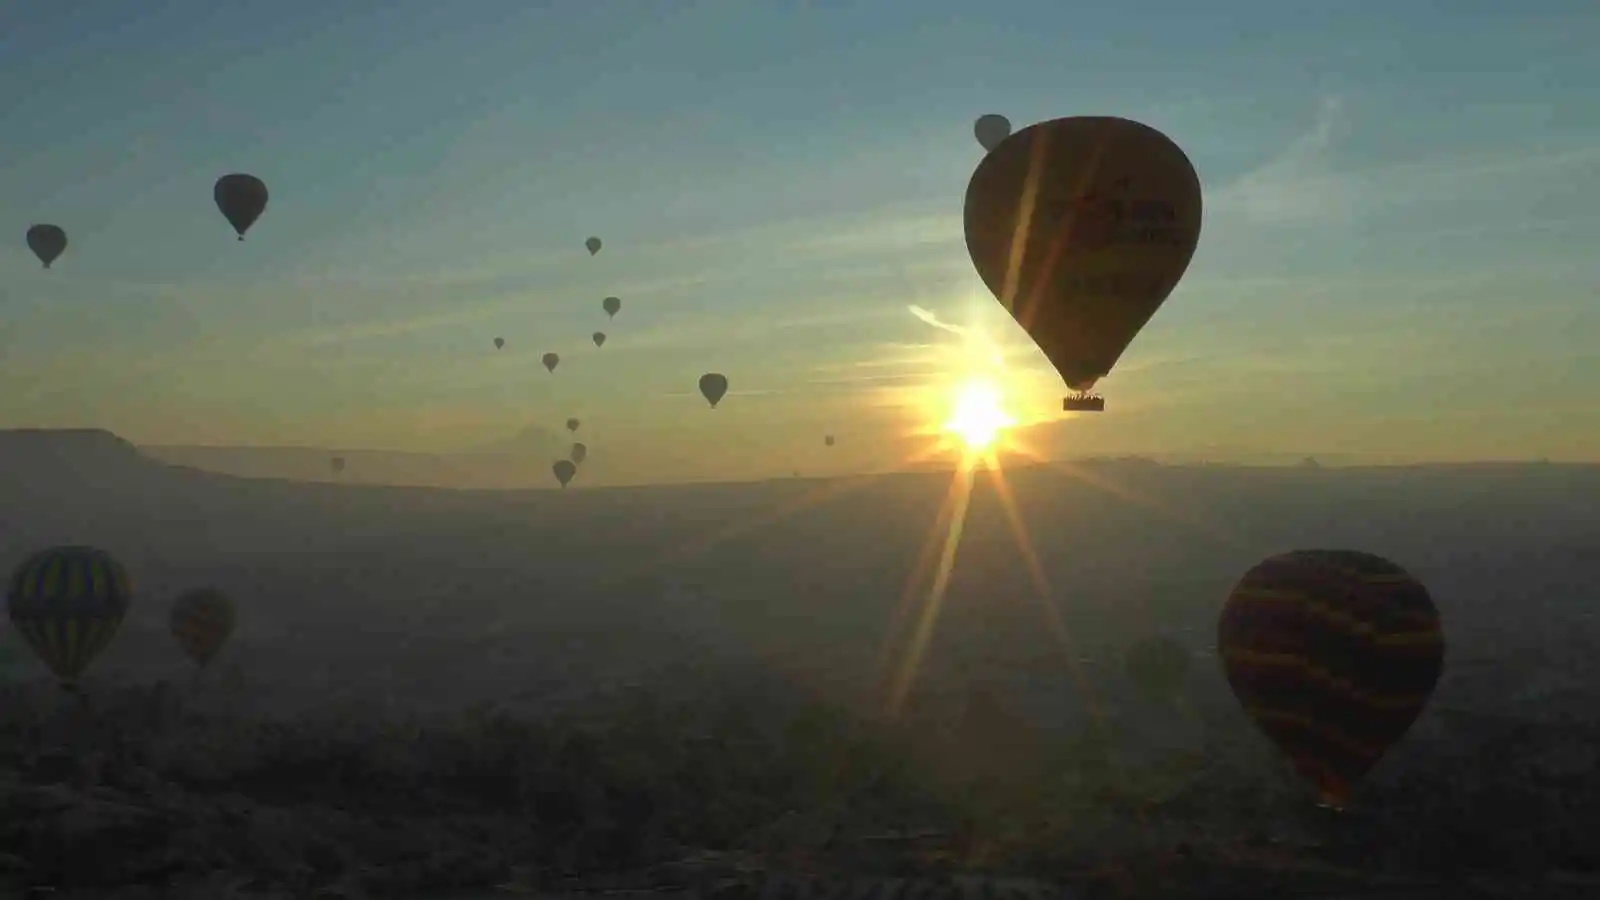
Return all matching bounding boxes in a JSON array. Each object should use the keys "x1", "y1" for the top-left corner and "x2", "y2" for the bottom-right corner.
[
  {"x1": 170, "y1": 587, "x2": 237, "y2": 668},
  {"x1": 1218, "y1": 549, "x2": 1444, "y2": 808}
]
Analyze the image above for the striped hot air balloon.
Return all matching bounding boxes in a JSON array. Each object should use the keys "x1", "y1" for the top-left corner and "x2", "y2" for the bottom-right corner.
[
  {"x1": 170, "y1": 587, "x2": 237, "y2": 669},
  {"x1": 6, "y1": 545, "x2": 132, "y2": 690},
  {"x1": 1218, "y1": 549, "x2": 1444, "y2": 809}
]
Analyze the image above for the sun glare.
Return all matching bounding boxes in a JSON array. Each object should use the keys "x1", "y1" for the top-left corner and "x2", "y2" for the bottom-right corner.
[{"x1": 942, "y1": 377, "x2": 1015, "y2": 452}]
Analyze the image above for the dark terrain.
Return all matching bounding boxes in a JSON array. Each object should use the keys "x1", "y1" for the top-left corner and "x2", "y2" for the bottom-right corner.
[{"x1": 1, "y1": 429, "x2": 1596, "y2": 898}]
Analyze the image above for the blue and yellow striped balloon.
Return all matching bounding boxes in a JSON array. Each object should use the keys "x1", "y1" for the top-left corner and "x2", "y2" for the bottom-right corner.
[{"x1": 6, "y1": 545, "x2": 132, "y2": 686}]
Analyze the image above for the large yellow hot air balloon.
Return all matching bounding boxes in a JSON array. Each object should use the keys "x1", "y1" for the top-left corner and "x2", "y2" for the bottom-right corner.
[
  {"x1": 6, "y1": 545, "x2": 132, "y2": 691},
  {"x1": 170, "y1": 587, "x2": 237, "y2": 670},
  {"x1": 964, "y1": 116, "x2": 1202, "y2": 411}
]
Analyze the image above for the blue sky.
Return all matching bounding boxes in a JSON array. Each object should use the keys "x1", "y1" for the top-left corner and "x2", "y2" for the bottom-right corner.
[{"x1": 1, "y1": 1, "x2": 1596, "y2": 483}]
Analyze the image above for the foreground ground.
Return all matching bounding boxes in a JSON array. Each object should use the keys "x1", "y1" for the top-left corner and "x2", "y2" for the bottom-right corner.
[{"x1": 3, "y1": 674, "x2": 1598, "y2": 900}]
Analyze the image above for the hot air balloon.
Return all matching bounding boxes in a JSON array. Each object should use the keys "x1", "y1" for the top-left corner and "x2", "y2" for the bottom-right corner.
[
  {"x1": 973, "y1": 114, "x2": 1012, "y2": 152},
  {"x1": 542, "y1": 352, "x2": 560, "y2": 373},
  {"x1": 964, "y1": 116, "x2": 1203, "y2": 412},
  {"x1": 1218, "y1": 550, "x2": 1444, "y2": 810},
  {"x1": 699, "y1": 373, "x2": 728, "y2": 408},
  {"x1": 7, "y1": 545, "x2": 132, "y2": 691},
  {"x1": 553, "y1": 459, "x2": 577, "y2": 488},
  {"x1": 566, "y1": 418, "x2": 580, "y2": 433},
  {"x1": 494, "y1": 337, "x2": 505, "y2": 350},
  {"x1": 571, "y1": 442, "x2": 588, "y2": 465},
  {"x1": 331, "y1": 456, "x2": 346, "y2": 474},
  {"x1": 170, "y1": 587, "x2": 237, "y2": 670},
  {"x1": 602, "y1": 296, "x2": 621, "y2": 318},
  {"x1": 592, "y1": 331, "x2": 607, "y2": 348},
  {"x1": 214, "y1": 174, "x2": 269, "y2": 241},
  {"x1": 25, "y1": 224, "x2": 67, "y2": 269},
  {"x1": 824, "y1": 435, "x2": 835, "y2": 447},
  {"x1": 585, "y1": 237, "x2": 602, "y2": 256},
  {"x1": 1124, "y1": 635, "x2": 1190, "y2": 702}
]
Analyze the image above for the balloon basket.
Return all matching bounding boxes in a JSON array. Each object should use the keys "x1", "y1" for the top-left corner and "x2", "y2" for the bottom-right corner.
[{"x1": 1064, "y1": 393, "x2": 1105, "y2": 412}]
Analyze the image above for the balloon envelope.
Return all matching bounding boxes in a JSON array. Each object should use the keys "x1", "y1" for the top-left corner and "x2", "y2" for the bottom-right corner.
[
  {"x1": 331, "y1": 456, "x2": 346, "y2": 474},
  {"x1": 494, "y1": 337, "x2": 505, "y2": 350},
  {"x1": 214, "y1": 173, "x2": 269, "y2": 240},
  {"x1": 964, "y1": 116, "x2": 1202, "y2": 395},
  {"x1": 824, "y1": 435, "x2": 835, "y2": 447},
  {"x1": 592, "y1": 332, "x2": 606, "y2": 348},
  {"x1": 542, "y1": 353, "x2": 560, "y2": 373},
  {"x1": 699, "y1": 373, "x2": 728, "y2": 408},
  {"x1": 7, "y1": 545, "x2": 131, "y2": 685},
  {"x1": 566, "y1": 418, "x2": 580, "y2": 432},
  {"x1": 602, "y1": 296, "x2": 621, "y2": 318},
  {"x1": 25, "y1": 224, "x2": 67, "y2": 269},
  {"x1": 553, "y1": 459, "x2": 577, "y2": 487},
  {"x1": 571, "y1": 442, "x2": 588, "y2": 465},
  {"x1": 170, "y1": 587, "x2": 237, "y2": 668},
  {"x1": 585, "y1": 237, "x2": 602, "y2": 256},
  {"x1": 1218, "y1": 549, "x2": 1444, "y2": 809},
  {"x1": 974, "y1": 113, "x2": 1012, "y2": 151}
]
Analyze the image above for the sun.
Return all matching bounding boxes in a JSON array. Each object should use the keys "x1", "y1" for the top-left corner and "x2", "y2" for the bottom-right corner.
[{"x1": 942, "y1": 377, "x2": 1016, "y2": 452}]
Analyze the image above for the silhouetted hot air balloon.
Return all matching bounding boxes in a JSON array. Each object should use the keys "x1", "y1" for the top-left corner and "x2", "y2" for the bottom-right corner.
[
  {"x1": 543, "y1": 353, "x2": 560, "y2": 373},
  {"x1": 592, "y1": 331, "x2": 607, "y2": 348},
  {"x1": 7, "y1": 545, "x2": 132, "y2": 692},
  {"x1": 553, "y1": 459, "x2": 577, "y2": 488},
  {"x1": 1218, "y1": 550, "x2": 1444, "y2": 810},
  {"x1": 1124, "y1": 635, "x2": 1190, "y2": 702},
  {"x1": 494, "y1": 337, "x2": 505, "y2": 350},
  {"x1": 824, "y1": 435, "x2": 835, "y2": 447},
  {"x1": 964, "y1": 116, "x2": 1202, "y2": 412},
  {"x1": 25, "y1": 224, "x2": 67, "y2": 269},
  {"x1": 214, "y1": 174, "x2": 269, "y2": 241},
  {"x1": 602, "y1": 296, "x2": 621, "y2": 318},
  {"x1": 699, "y1": 373, "x2": 728, "y2": 408},
  {"x1": 973, "y1": 114, "x2": 1012, "y2": 152},
  {"x1": 566, "y1": 418, "x2": 580, "y2": 433},
  {"x1": 170, "y1": 587, "x2": 236, "y2": 670},
  {"x1": 331, "y1": 456, "x2": 346, "y2": 474},
  {"x1": 586, "y1": 237, "x2": 602, "y2": 256},
  {"x1": 571, "y1": 442, "x2": 588, "y2": 465}
]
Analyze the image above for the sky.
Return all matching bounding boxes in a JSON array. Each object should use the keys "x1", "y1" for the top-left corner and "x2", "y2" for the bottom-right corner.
[{"x1": 1, "y1": 0, "x2": 1597, "y2": 484}]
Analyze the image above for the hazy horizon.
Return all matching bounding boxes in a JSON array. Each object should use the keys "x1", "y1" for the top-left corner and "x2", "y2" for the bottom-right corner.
[{"x1": 2, "y1": 3, "x2": 1596, "y2": 485}]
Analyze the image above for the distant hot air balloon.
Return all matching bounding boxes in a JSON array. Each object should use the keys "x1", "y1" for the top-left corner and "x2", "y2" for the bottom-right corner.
[
  {"x1": 331, "y1": 456, "x2": 346, "y2": 474},
  {"x1": 553, "y1": 459, "x2": 577, "y2": 488},
  {"x1": 543, "y1": 353, "x2": 560, "y2": 373},
  {"x1": 1218, "y1": 550, "x2": 1444, "y2": 810},
  {"x1": 1124, "y1": 635, "x2": 1190, "y2": 702},
  {"x1": 973, "y1": 114, "x2": 1012, "y2": 152},
  {"x1": 7, "y1": 545, "x2": 132, "y2": 691},
  {"x1": 25, "y1": 224, "x2": 67, "y2": 269},
  {"x1": 170, "y1": 587, "x2": 236, "y2": 670},
  {"x1": 602, "y1": 296, "x2": 621, "y2": 318},
  {"x1": 964, "y1": 116, "x2": 1202, "y2": 412},
  {"x1": 214, "y1": 173, "x2": 269, "y2": 241},
  {"x1": 494, "y1": 337, "x2": 505, "y2": 350},
  {"x1": 592, "y1": 331, "x2": 607, "y2": 348},
  {"x1": 824, "y1": 435, "x2": 835, "y2": 447},
  {"x1": 571, "y1": 442, "x2": 588, "y2": 465},
  {"x1": 566, "y1": 418, "x2": 580, "y2": 433},
  {"x1": 586, "y1": 237, "x2": 602, "y2": 256},
  {"x1": 698, "y1": 373, "x2": 728, "y2": 408}
]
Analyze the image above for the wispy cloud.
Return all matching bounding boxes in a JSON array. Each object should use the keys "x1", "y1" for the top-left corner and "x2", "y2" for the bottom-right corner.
[
  {"x1": 907, "y1": 304, "x2": 970, "y2": 337},
  {"x1": 1212, "y1": 95, "x2": 1350, "y2": 225}
]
